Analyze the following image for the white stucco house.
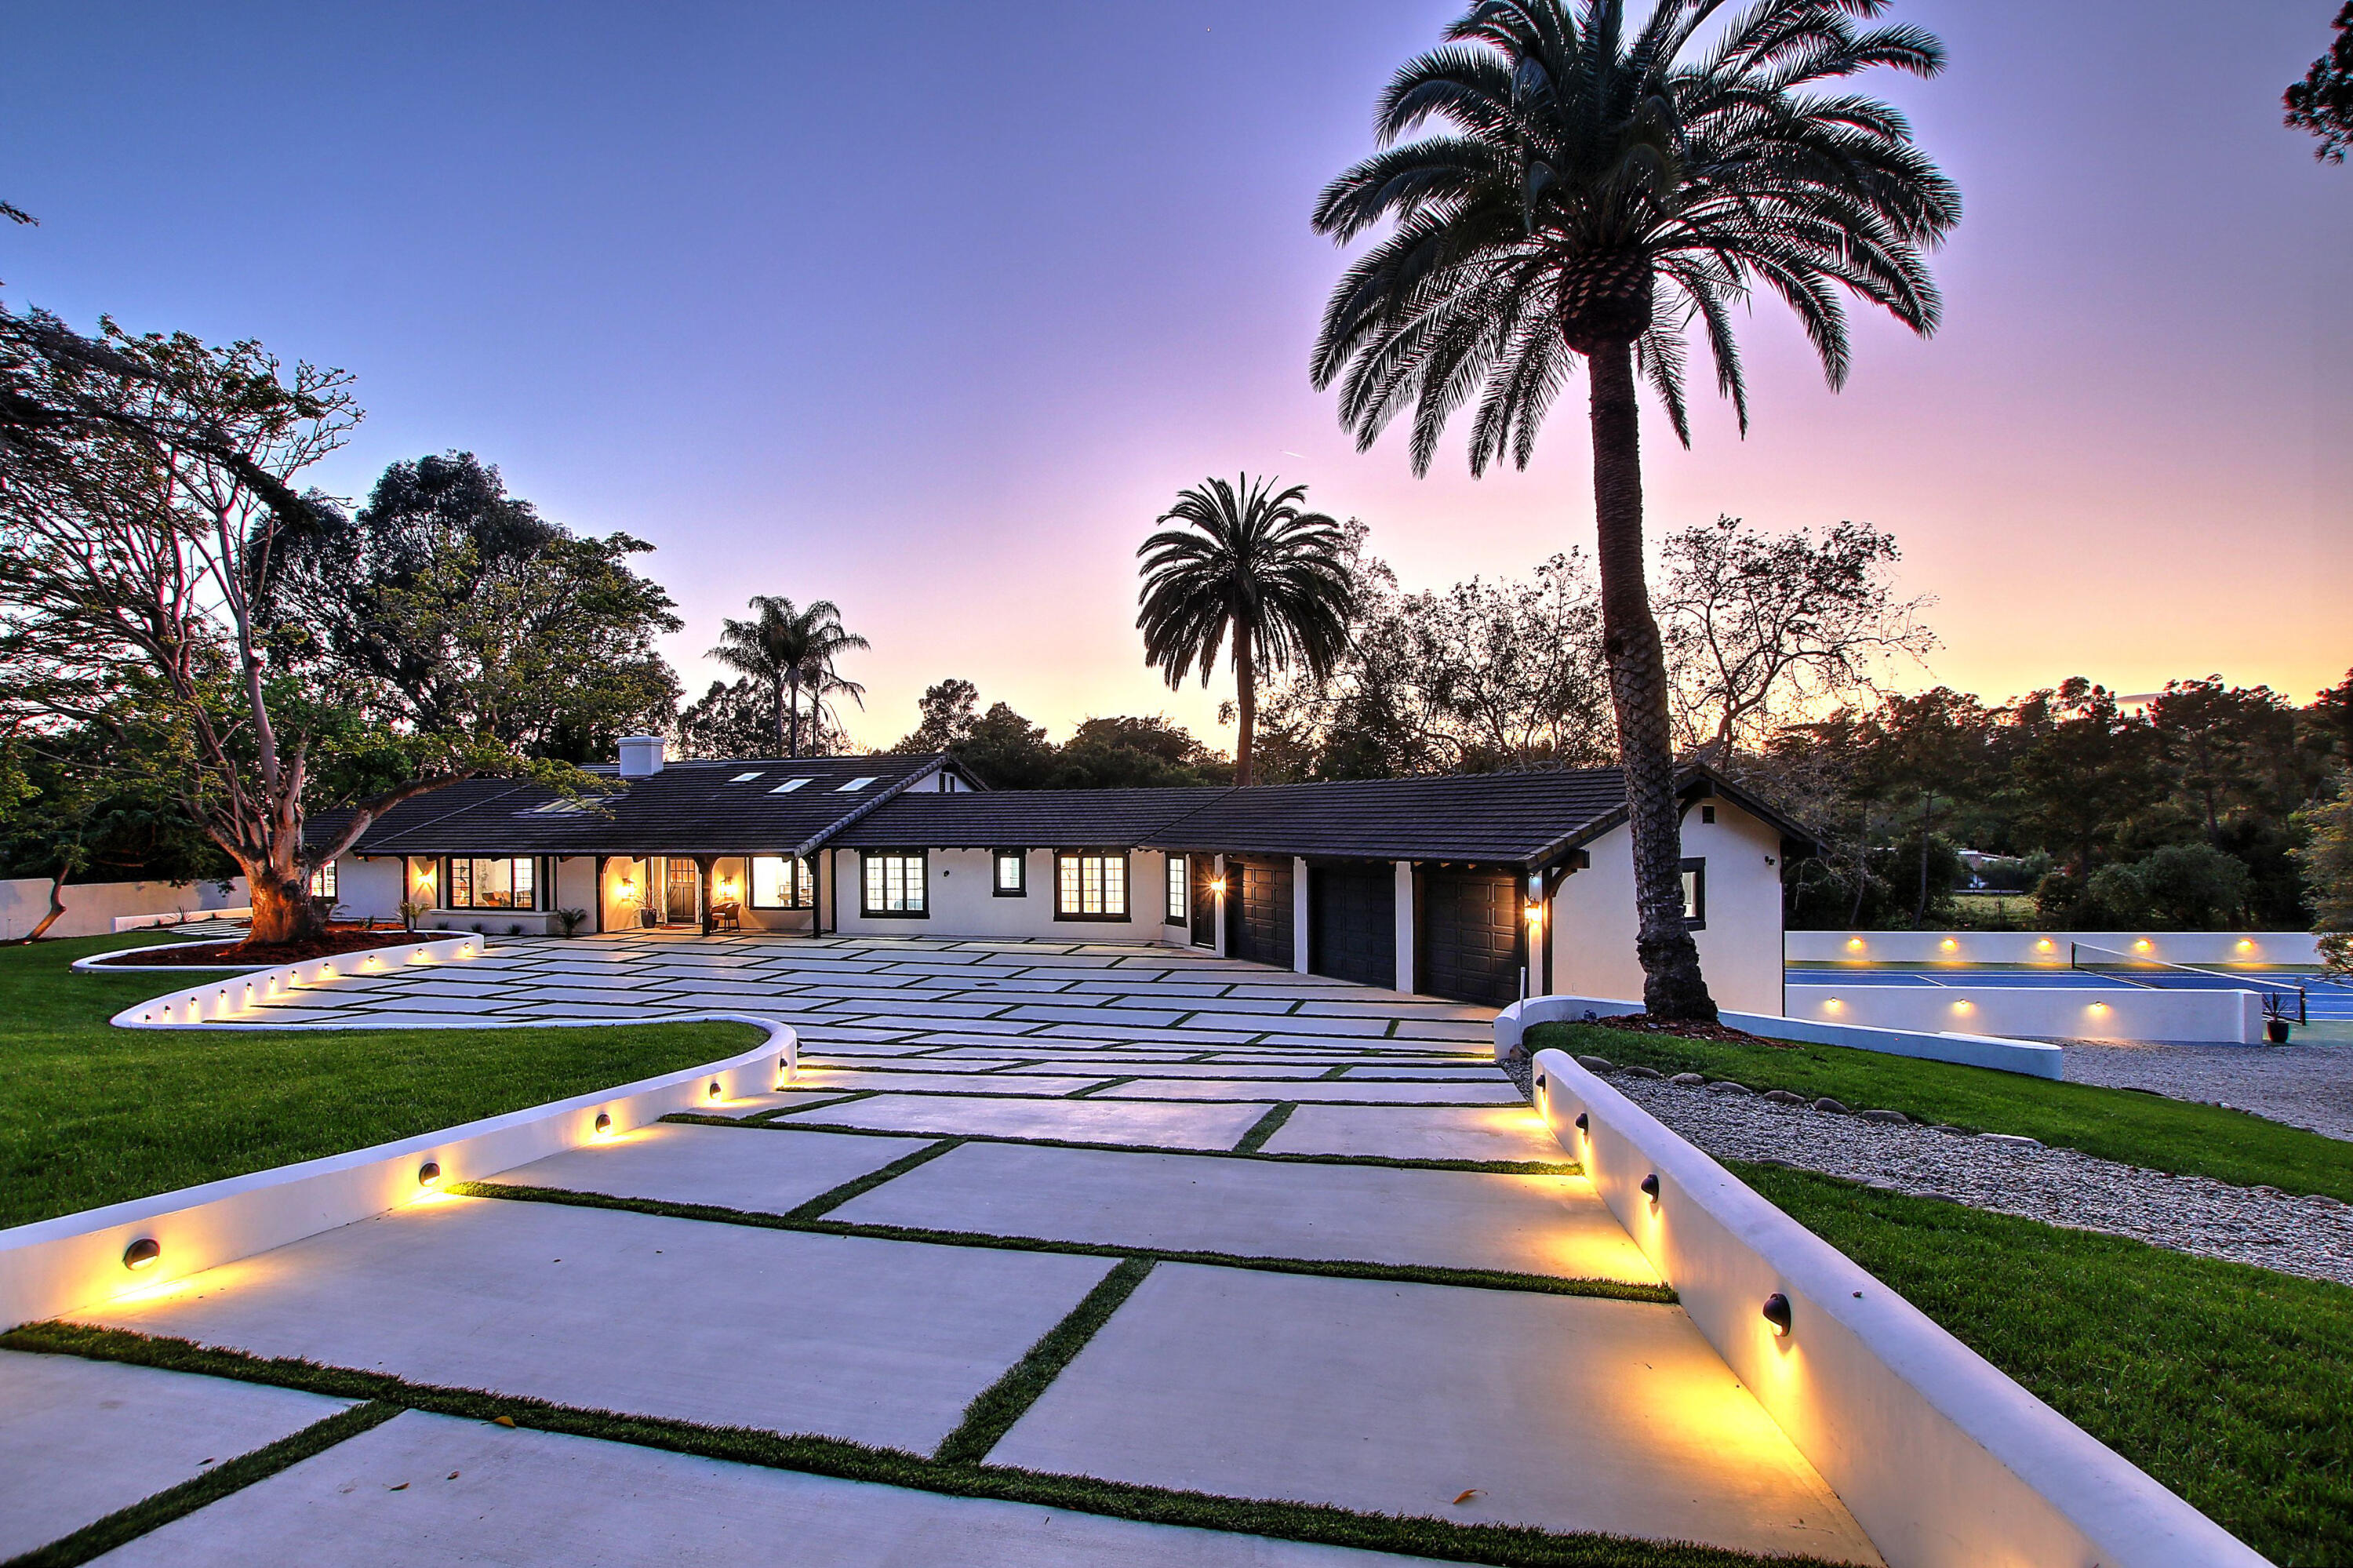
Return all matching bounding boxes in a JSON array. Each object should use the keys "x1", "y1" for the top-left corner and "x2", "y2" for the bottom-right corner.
[{"x1": 309, "y1": 737, "x2": 1812, "y2": 1014}]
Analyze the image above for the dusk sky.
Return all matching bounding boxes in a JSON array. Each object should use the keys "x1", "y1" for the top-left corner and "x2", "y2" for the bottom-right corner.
[{"x1": 5, "y1": 2, "x2": 2346, "y2": 750}]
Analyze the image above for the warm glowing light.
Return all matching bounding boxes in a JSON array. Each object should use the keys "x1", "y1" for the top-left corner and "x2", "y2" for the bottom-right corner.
[
  {"x1": 1525, "y1": 902, "x2": 1544, "y2": 926},
  {"x1": 593, "y1": 1112, "x2": 613, "y2": 1137},
  {"x1": 416, "y1": 1161, "x2": 442, "y2": 1188},
  {"x1": 2236, "y1": 939, "x2": 2255, "y2": 951},
  {"x1": 707, "y1": 1081, "x2": 723, "y2": 1101},
  {"x1": 1209, "y1": 879, "x2": 1226, "y2": 895},
  {"x1": 1952, "y1": 999, "x2": 1973, "y2": 1013},
  {"x1": 122, "y1": 1237, "x2": 161, "y2": 1271},
  {"x1": 1846, "y1": 938, "x2": 1865, "y2": 951},
  {"x1": 2035, "y1": 939, "x2": 2054, "y2": 951},
  {"x1": 1940, "y1": 938, "x2": 1958, "y2": 951},
  {"x1": 2133, "y1": 939, "x2": 2152, "y2": 952},
  {"x1": 2089, "y1": 1002, "x2": 2110, "y2": 1014},
  {"x1": 1762, "y1": 1292, "x2": 1793, "y2": 1337},
  {"x1": 1824, "y1": 998, "x2": 1843, "y2": 1011}
]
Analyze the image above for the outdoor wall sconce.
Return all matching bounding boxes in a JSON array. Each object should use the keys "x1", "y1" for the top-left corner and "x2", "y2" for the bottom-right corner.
[
  {"x1": 416, "y1": 1161, "x2": 442, "y2": 1188},
  {"x1": 1574, "y1": 1112, "x2": 1589, "y2": 1133},
  {"x1": 1762, "y1": 1292, "x2": 1793, "y2": 1337},
  {"x1": 1639, "y1": 1173, "x2": 1660, "y2": 1200},
  {"x1": 123, "y1": 1237, "x2": 161, "y2": 1271},
  {"x1": 594, "y1": 1112, "x2": 613, "y2": 1136},
  {"x1": 1209, "y1": 879, "x2": 1227, "y2": 895},
  {"x1": 707, "y1": 1081, "x2": 723, "y2": 1101}
]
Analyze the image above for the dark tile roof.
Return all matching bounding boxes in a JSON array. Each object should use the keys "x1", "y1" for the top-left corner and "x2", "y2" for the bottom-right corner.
[
  {"x1": 318, "y1": 755, "x2": 966, "y2": 857},
  {"x1": 835, "y1": 786, "x2": 1232, "y2": 849},
  {"x1": 1139, "y1": 769, "x2": 1635, "y2": 865}
]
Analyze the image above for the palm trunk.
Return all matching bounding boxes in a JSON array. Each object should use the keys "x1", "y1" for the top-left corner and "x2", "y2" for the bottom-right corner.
[
  {"x1": 1587, "y1": 338, "x2": 1715, "y2": 1021},
  {"x1": 773, "y1": 680, "x2": 787, "y2": 753},
  {"x1": 1234, "y1": 635, "x2": 1257, "y2": 788},
  {"x1": 787, "y1": 678, "x2": 803, "y2": 759}
]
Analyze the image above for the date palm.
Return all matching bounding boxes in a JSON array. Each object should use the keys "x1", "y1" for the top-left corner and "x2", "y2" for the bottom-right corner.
[
  {"x1": 708, "y1": 596, "x2": 868, "y2": 758},
  {"x1": 1138, "y1": 475, "x2": 1355, "y2": 787},
  {"x1": 1311, "y1": 0, "x2": 1959, "y2": 1019}
]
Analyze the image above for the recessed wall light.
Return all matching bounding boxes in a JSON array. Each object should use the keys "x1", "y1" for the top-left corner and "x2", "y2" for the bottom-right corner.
[
  {"x1": 1639, "y1": 1173, "x2": 1660, "y2": 1200},
  {"x1": 1762, "y1": 1292, "x2": 1793, "y2": 1337},
  {"x1": 417, "y1": 1162, "x2": 442, "y2": 1188},
  {"x1": 123, "y1": 1237, "x2": 161, "y2": 1271}
]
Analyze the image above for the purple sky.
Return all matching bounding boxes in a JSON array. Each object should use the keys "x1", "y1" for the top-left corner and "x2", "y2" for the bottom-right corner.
[{"x1": 6, "y1": 2, "x2": 2347, "y2": 748}]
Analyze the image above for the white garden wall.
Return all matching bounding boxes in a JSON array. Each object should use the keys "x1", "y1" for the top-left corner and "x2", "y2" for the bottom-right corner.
[
  {"x1": 1785, "y1": 983, "x2": 2263, "y2": 1045},
  {"x1": 1528, "y1": 1048, "x2": 2265, "y2": 1568},
  {"x1": 1789, "y1": 930, "x2": 2322, "y2": 968},
  {"x1": 1496, "y1": 993, "x2": 2066, "y2": 1077},
  {"x1": 1549, "y1": 800, "x2": 1787, "y2": 1014},
  {"x1": 0, "y1": 876, "x2": 248, "y2": 941}
]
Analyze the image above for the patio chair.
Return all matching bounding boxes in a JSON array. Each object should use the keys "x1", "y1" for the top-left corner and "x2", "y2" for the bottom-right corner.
[{"x1": 710, "y1": 900, "x2": 742, "y2": 934}]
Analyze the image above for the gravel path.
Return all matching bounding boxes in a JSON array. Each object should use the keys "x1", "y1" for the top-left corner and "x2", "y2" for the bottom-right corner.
[
  {"x1": 2062, "y1": 1039, "x2": 2353, "y2": 1143},
  {"x1": 1502, "y1": 1054, "x2": 2353, "y2": 1289}
]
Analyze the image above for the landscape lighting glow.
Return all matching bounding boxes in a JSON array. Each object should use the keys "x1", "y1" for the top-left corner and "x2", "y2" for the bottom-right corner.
[
  {"x1": 594, "y1": 1112, "x2": 613, "y2": 1137},
  {"x1": 1940, "y1": 938, "x2": 1958, "y2": 951},
  {"x1": 1846, "y1": 938, "x2": 1865, "y2": 951},
  {"x1": 1761, "y1": 1293, "x2": 1793, "y2": 1337},
  {"x1": 2133, "y1": 940, "x2": 2152, "y2": 952},
  {"x1": 1639, "y1": 1173, "x2": 1660, "y2": 1201},
  {"x1": 417, "y1": 1161, "x2": 442, "y2": 1188},
  {"x1": 122, "y1": 1237, "x2": 160, "y2": 1271},
  {"x1": 1209, "y1": 879, "x2": 1226, "y2": 895},
  {"x1": 1824, "y1": 999, "x2": 1843, "y2": 1011}
]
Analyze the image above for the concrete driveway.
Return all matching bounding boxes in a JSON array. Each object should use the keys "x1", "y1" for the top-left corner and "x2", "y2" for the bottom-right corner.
[{"x1": 2, "y1": 935, "x2": 1878, "y2": 1566}]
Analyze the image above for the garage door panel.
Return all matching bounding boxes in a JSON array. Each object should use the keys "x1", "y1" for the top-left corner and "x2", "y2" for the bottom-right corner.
[
  {"x1": 1229, "y1": 859, "x2": 1293, "y2": 969},
  {"x1": 1310, "y1": 867, "x2": 1395, "y2": 988},
  {"x1": 1422, "y1": 872, "x2": 1522, "y2": 1007}
]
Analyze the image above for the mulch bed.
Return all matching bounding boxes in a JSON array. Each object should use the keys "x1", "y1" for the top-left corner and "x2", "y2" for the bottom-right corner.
[
  {"x1": 1580, "y1": 1013, "x2": 1795, "y2": 1048},
  {"x1": 90, "y1": 927, "x2": 431, "y2": 968}
]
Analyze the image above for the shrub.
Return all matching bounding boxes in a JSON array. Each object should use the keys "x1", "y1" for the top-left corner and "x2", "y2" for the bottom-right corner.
[{"x1": 554, "y1": 907, "x2": 589, "y2": 938}]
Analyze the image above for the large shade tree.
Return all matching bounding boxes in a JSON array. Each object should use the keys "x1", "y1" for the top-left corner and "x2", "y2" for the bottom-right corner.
[
  {"x1": 1136, "y1": 475, "x2": 1355, "y2": 786},
  {"x1": 1309, "y1": 0, "x2": 1959, "y2": 1018},
  {"x1": 708, "y1": 596, "x2": 868, "y2": 758}
]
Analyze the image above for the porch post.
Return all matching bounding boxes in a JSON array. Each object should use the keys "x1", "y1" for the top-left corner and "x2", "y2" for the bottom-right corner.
[
  {"x1": 1393, "y1": 861, "x2": 1416, "y2": 995},
  {"x1": 1291, "y1": 857, "x2": 1311, "y2": 974}
]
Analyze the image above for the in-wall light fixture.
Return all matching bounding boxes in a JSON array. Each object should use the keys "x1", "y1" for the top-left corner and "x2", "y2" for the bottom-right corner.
[
  {"x1": 123, "y1": 1237, "x2": 161, "y2": 1271},
  {"x1": 1762, "y1": 1292, "x2": 1793, "y2": 1337}
]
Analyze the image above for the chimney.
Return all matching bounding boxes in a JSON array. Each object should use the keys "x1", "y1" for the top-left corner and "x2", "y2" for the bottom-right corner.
[{"x1": 617, "y1": 736, "x2": 666, "y2": 778}]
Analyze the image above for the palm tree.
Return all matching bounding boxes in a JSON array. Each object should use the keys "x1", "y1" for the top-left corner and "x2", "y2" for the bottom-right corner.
[
  {"x1": 707, "y1": 596, "x2": 870, "y2": 757},
  {"x1": 1309, "y1": 0, "x2": 1958, "y2": 1020},
  {"x1": 1138, "y1": 475, "x2": 1355, "y2": 786}
]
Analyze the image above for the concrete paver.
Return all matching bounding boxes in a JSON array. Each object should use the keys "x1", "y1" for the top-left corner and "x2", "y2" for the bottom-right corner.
[
  {"x1": 82, "y1": 1195, "x2": 1115, "y2": 1455},
  {"x1": 0, "y1": 1350, "x2": 351, "y2": 1559},
  {"x1": 780, "y1": 1094, "x2": 1271, "y2": 1151},
  {"x1": 97, "y1": 1409, "x2": 1453, "y2": 1568},
  {"x1": 1260, "y1": 1104, "x2": 1573, "y2": 1166},
  {"x1": 990, "y1": 1264, "x2": 1879, "y2": 1566},
  {"x1": 483, "y1": 1122, "x2": 939, "y2": 1212},
  {"x1": 829, "y1": 1143, "x2": 1659, "y2": 1282}
]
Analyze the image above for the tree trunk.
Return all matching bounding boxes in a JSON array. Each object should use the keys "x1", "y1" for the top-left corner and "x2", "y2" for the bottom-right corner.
[
  {"x1": 247, "y1": 867, "x2": 325, "y2": 945},
  {"x1": 787, "y1": 678, "x2": 802, "y2": 759},
  {"x1": 1915, "y1": 792, "x2": 1933, "y2": 927},
  {"x1": 1587, "y1": 338, "x2": 1715, "y2": 1020},
  {"x1": 9, "y1": 866, "x2": 71, "y2": 944},
  {"x1": 1849, "y1": 805, "x2": 1871, "y2": 927},
  {"x1": 1234, "y1": 633, "x2": 1257, "y2": 788},
  {"x1": 773, "y1": 680, "x2": 787, "y2": 753}
]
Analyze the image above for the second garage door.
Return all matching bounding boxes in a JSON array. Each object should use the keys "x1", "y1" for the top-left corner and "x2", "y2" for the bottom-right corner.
[
  {"x1": 1421, "y1": 870, "x2": 1525, "y2": 1007},
  {"x1": 1228, "y1": 858, "x2": 1293, "y2": 968},
  {"x1": 1309, "y1": 865, "x2": 1395, "y2": 988}
]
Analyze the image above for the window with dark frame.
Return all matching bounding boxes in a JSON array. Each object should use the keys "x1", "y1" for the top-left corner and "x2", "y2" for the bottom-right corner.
[
  {"x1": 308, "y1": 861, "x2": 337, "y2": 900},
  {"x1": 444, "y1": 857, "x2": 536, "y2": 911},
  {"x1": 1056, "y1": 850, "x2": 1129, "y2": 920},
  {"x1": 1164, "y1": 855, "x2": 1187, "y2": 923},
  {"x1": 861, "y1": 851, "x2": 927, "y2": 916},
  {"x1": 1680, "y1": 857, "x2": 1707, "y2": 929},
  {"x1": 749, "y1": 855, "x2": 813, "y2": 910},
  {"x1": 992, "y1": 849, "x2": 1027, "y2": 897}
]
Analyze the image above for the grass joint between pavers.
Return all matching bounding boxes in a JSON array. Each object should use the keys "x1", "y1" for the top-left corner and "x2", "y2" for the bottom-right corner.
[
  {"x1": 1232, "y1": 1102, "x2": 1297, "y2": 1154},
  {"x1": 934, "y1": 1257, "x2": 1156, "y2": 1464}
]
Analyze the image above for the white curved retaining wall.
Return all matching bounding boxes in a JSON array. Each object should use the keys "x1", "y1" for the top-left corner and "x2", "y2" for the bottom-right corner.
[
  {"x1": 0, "y1": 1029, "x2": 793, "y2": 1331},
  {"x1": 1786, "y1": 984, "x2": 2262, "y2": 1046},
  {"x1": 1496, "y1": 994, "x2": 2065, "y2": 1079},
  {"x1": 100, "y1": 935, "x2": 486, "y2": 1028},
  {"x1": 1790, "y1": 930, "x2": 2321, "y2": 968},
  {"x1": 1528, "y1": 1047, "x2": 2265, "y2": 1568}
]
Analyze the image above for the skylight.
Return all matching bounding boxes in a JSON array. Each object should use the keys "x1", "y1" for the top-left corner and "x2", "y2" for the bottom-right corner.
[
  {"x1": 836, "y1": 777, "x2": 879, "y2": 792},
  {"x1": 769, "y1": 777, "x2": 813, "y2": 794},
  {"x1": 526, "y1": 798, "x2": 592, "y2": 815},
  {"x1": 729, "y1": 772, "x2": 764, "y2": 783}
]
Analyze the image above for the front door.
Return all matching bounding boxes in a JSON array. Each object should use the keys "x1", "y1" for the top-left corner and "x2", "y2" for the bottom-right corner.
[
  {"x1": 664, "y1": 857, "x2": 701, "y2": 926},
  {"x1": 1190, "y1": 856, "x2": 1219, "y2": 947}
]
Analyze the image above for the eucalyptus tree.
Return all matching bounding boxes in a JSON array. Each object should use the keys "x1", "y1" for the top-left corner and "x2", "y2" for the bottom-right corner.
[
  {"x1": 1136, "y1": 475, "x2": 1355, "y2": 786},
  {"x1": 708, "y1": 596, "x2": 868, "y2": 757},
  {"x1": 1310, "y1": 0, "x2": 1959, "y2": 1017}
]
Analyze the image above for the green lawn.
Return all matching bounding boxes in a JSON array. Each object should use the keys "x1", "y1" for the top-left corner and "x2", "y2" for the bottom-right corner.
[
  {"x1": 1743, "y1": 1164, "x2": 2350, "y2": 1566},
  {"x1": 1527, "y1": 1020, "x2": 2353, "y2": 1202},
  {"x1": 0, "y1": 932, "x2": 763, "y2": 1230}
]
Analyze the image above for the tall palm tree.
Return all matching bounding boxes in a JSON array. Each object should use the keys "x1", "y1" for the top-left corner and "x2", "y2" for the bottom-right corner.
[
  {"x1": 707, "y1": 596, "x2": 869, "y2": 757},
  {"x1": 1138, "y1": 475, "x2": 1355, "y2": 786},
  {"x1": 1310, "y1": 0, "x2": 1958, "y2": 1020}
]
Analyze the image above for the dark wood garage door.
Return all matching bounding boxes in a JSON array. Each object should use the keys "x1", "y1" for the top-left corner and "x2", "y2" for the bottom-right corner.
[
  {"x1": 1421, "y1": 871, "x2": 1524, "y2": 1006},
  {"x1": 1227, "y1": 858, "x2": 1293, "y2": 968},
  {"x1": 1310, "y1": 865, "x2": 1395, "y2": 988}
]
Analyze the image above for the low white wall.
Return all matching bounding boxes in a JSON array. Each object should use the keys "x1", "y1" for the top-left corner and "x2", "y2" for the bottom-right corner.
[
  {"x1": 0, "y1": 1028, "x2": 792, "y2": 1330},
  {"x1": 111, "y1": 907, "x2": 253, "y2": 933},
  {"x1": 0, "y1": 876, "x2": 247, "y2": 941},
  {"x1": 1528, "y1": 1048, "x2": 2264, "y2": 1568},
  {"x1": 1791, "y1": 930, "x2": 2322, "y2": 969},
  {"x1": 1785, "y1": 984, "x2": 2262, "y2": 1046},
  {"x1": 1496, "y1": 994, "x2": 2065, "y2": 1078}
]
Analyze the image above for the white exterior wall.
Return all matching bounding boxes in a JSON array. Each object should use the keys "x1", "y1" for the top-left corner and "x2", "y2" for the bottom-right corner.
[
  {"x1": 334, "y1": 857, "x2": 406, "y2": 922},
  {"x1": 0, "y1": 875, "x2": 249, "y2": 941},
  {"x1": 1550, "y1": 800, "x2": 1787, "y2": 1016},
  {"x1": 826, "y1": 846, "x2": 1186, "y2": 944}
]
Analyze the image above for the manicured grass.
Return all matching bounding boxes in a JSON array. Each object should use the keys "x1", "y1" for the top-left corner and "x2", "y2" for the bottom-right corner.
[
  {"x1": 0, "y1": 931, "x2": 764, "y2": 1229},
  {"x1": 1739, "y1": 1163, "x2": 2352, "y2": 1566},
  {"x1": 1527, "y1": 1020, "x2": 2353, "y2": 1201}
]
